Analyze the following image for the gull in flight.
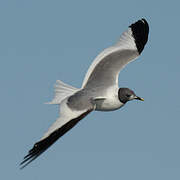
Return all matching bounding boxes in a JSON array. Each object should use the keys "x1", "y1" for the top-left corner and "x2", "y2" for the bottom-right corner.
[{"x1": 20, "y1": 18, "x2": 149, "y2": 168}]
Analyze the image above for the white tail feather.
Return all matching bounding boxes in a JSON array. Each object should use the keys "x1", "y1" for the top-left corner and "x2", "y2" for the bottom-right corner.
[{"x1": 46, "y1": 80, "x2": 79, "y2": 105}]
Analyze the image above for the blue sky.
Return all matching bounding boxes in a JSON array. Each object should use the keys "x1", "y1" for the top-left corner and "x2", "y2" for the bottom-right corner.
[{"x1": 1, "y1": 0, "x2": 180, "y2": 179}]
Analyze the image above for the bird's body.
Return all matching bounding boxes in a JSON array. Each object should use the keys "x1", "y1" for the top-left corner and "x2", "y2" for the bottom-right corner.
[
  {"x1": 20, "y1": 18, "x2": 149, "y2": 169},
  {"x1": 67, "y1": 86, "x2": 123, "y2": 111}
]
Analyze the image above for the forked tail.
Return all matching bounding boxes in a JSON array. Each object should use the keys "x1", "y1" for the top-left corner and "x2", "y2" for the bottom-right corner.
[{"x1": 46, "y1": 80, "x2": 79, "y2": 104}]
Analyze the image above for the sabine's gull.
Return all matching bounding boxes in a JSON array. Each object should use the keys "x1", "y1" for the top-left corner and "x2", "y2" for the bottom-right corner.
[{"x1": 20, "y1": 18, "x2": 149, "y2": 168}]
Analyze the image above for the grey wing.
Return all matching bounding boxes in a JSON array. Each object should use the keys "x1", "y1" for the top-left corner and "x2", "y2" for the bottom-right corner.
[
  {"x1": 20, "y1": 98, "x2": 94, "y2": 169},
  {"x1": 82, "y1": 19, "x2": 149, "y2": 91}
]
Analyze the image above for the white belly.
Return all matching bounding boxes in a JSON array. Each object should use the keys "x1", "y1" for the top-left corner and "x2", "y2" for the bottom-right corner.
[{"x1": 95, "y1": 96, "x2": 124, "y2": 111}]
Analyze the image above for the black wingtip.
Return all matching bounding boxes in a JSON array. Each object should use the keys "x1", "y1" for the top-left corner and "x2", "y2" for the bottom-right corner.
[
  {"x1": 19, "y1": 140, "x2": 50, "y2": 169},
  {"x1": 129, "y1": 18, "x2": 149, "y2": 54}
]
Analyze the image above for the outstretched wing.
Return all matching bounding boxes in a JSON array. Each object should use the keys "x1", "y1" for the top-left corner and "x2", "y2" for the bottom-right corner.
[
  {"x1": 20, "y1": 100, "x2": 94, "y2": 169},
  {"x1": 82, "y1": 19, "x2": 149, "y2": 90}
]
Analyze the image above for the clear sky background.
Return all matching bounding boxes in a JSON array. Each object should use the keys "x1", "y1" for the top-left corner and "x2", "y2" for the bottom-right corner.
[{"x1": 0, "y1": 0, "x2": 180, "y2": 179}]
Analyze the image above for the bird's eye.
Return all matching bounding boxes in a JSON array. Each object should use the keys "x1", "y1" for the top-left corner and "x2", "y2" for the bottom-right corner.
[{"x1": 126, "y1": 94, "x2": 131, "y2": 98}]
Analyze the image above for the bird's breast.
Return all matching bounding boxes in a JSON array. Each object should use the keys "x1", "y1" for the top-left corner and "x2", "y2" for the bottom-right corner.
[{"x1": 94, "y1": 96, "x2": 124, "y2": 111}]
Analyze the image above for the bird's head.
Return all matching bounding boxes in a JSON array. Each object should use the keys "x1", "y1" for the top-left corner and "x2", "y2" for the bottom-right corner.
[{"x1": 118, "y1": 88, "x2": 144, "y2": 104}]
